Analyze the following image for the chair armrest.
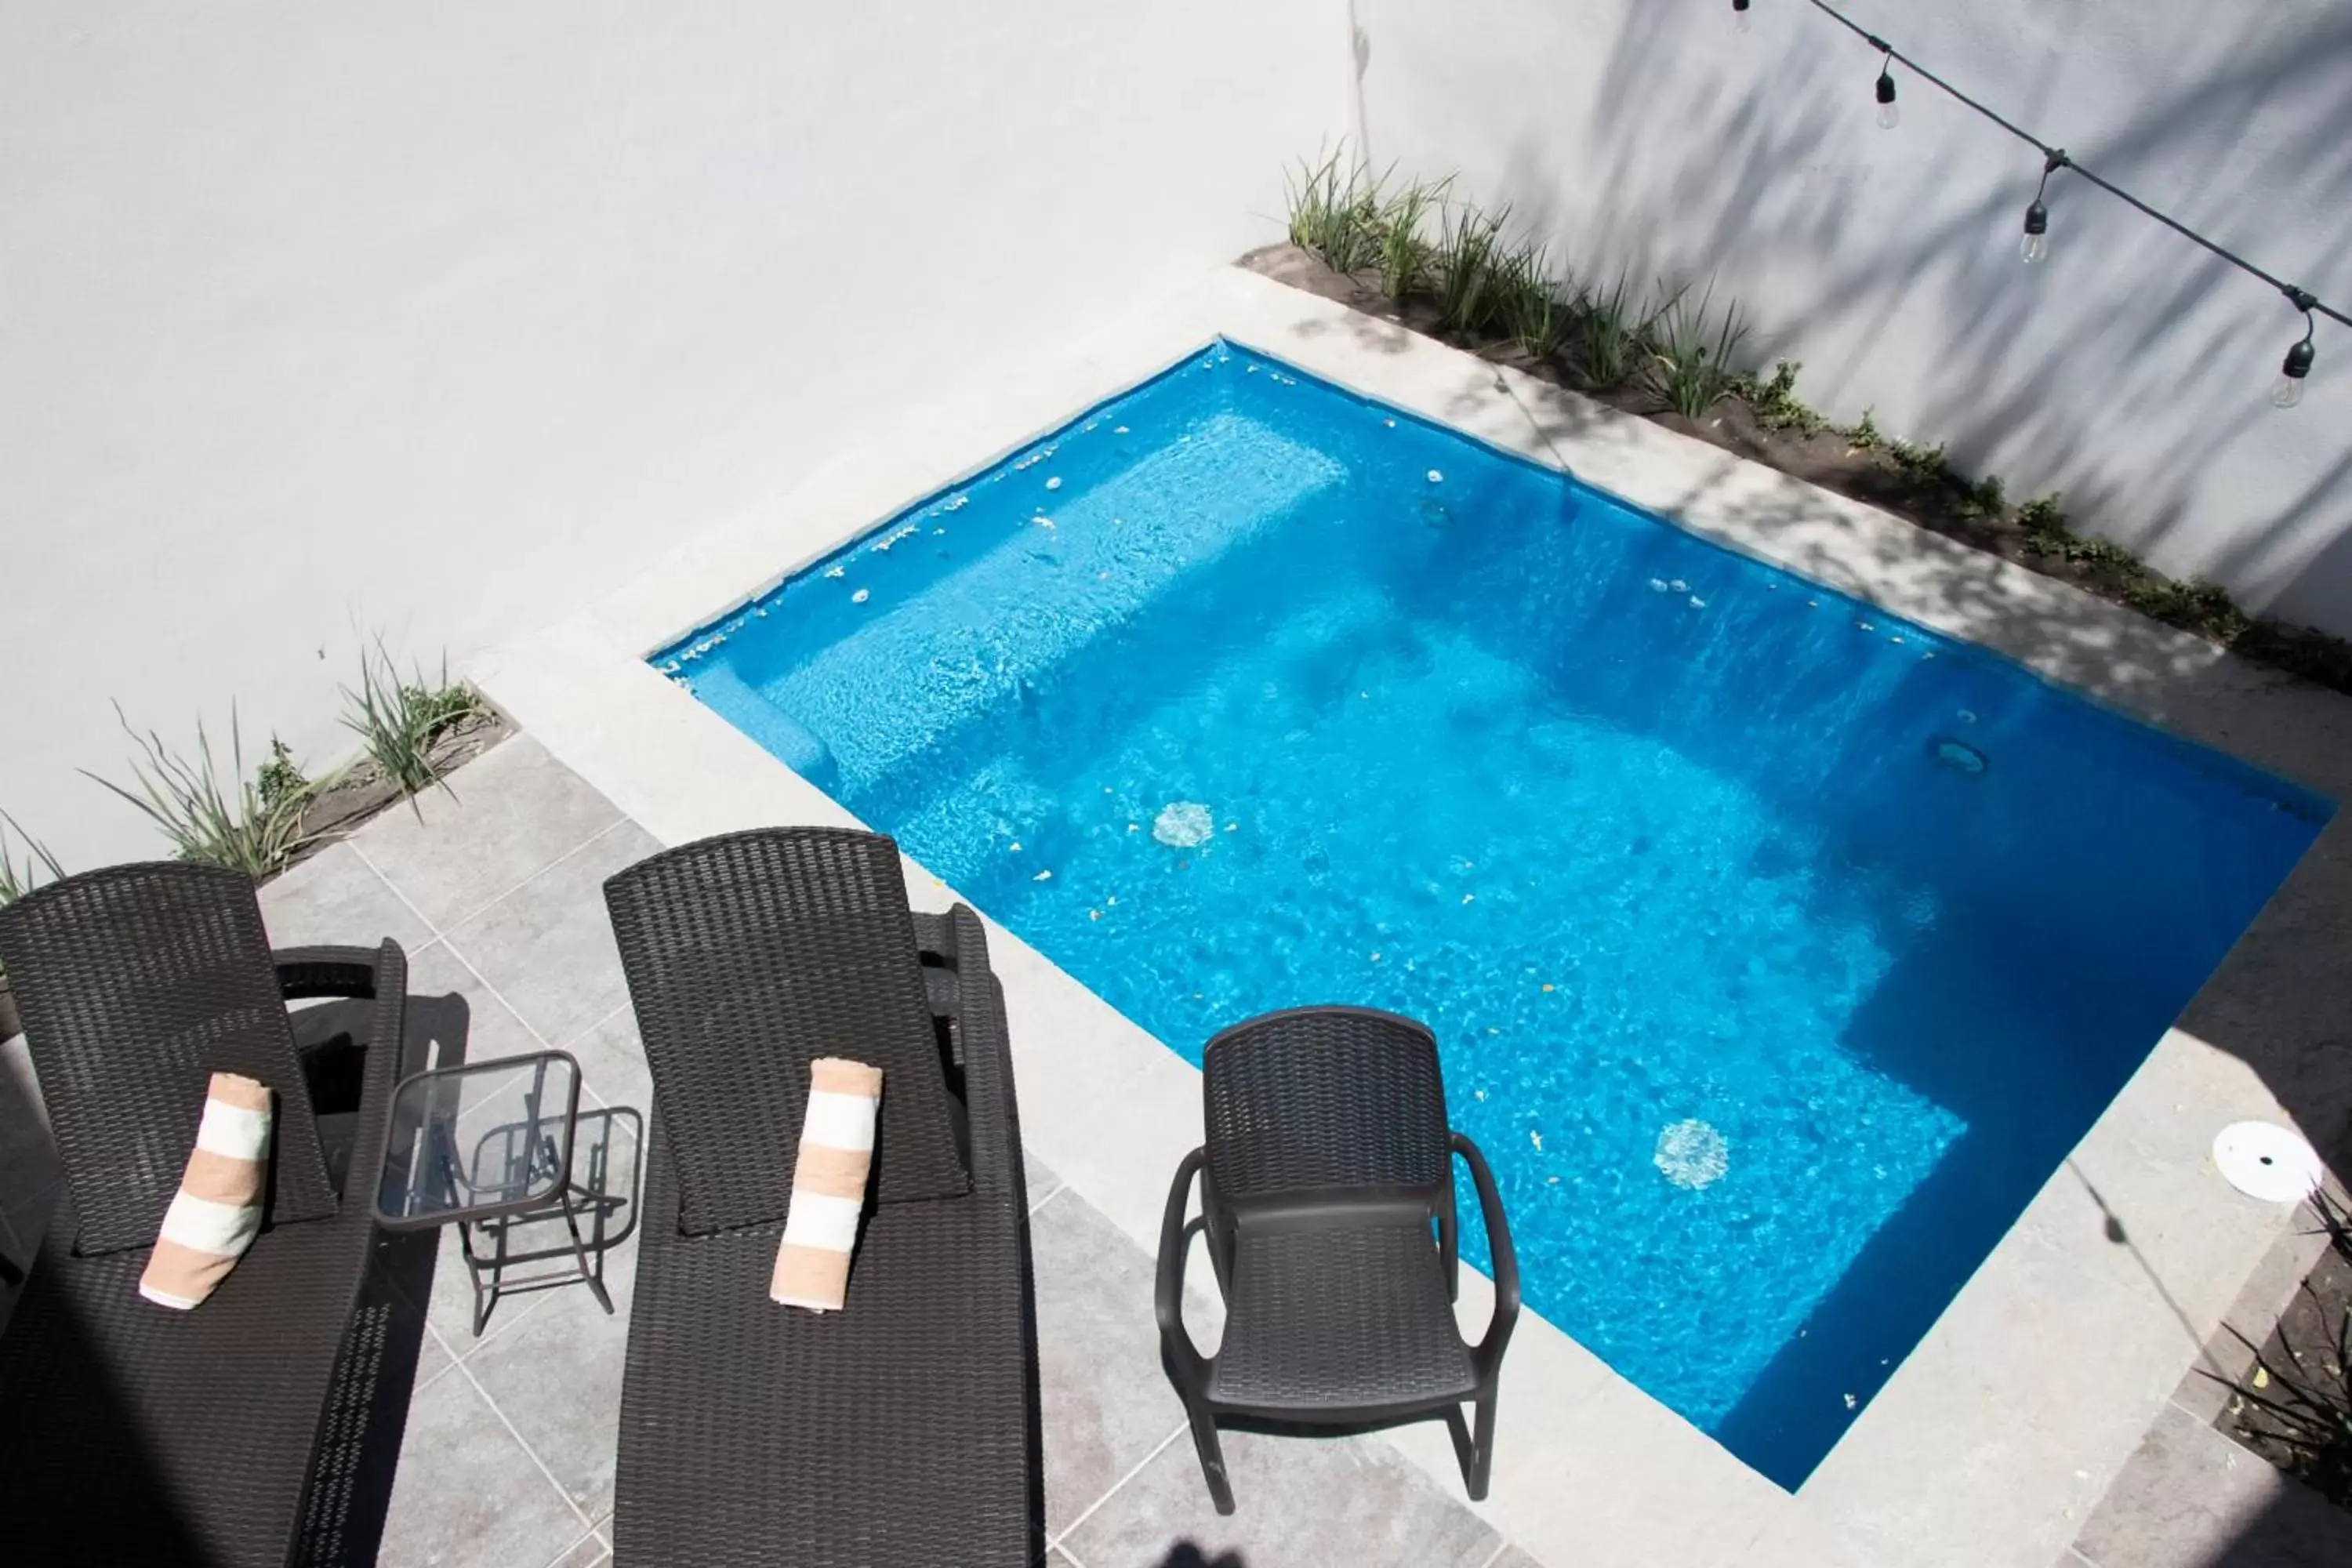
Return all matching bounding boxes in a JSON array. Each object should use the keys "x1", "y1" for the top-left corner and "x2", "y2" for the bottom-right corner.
[
  {"x1": 1450, "y1": 1131, "x2": 1520, "y2": 1372},
  {"x1": 274, "y1": 945, "x2": 389, "y2": 1002},
  {"x1": 935, "y1": 906, "x2": 1012, "y2": 1203},
  {"x1": 342, "y1": 942, "x2": 409, "y2": 1214},
  {"x1": 1156, "y1": 1147, "x2": 1212, "y2": 1395},
  {"x1": 911, "y1": 909, "x2": 969, "y2": 1069}
]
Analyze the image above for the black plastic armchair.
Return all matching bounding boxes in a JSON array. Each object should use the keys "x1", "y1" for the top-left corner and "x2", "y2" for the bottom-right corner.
[{"x1": 1155, "y1": 1004, "x2": 1520, "y2": 1513}]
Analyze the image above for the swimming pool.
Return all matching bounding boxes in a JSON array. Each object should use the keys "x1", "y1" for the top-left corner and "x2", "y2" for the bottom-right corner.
[{"x1": 655, "y1": 341, "x2": 2328, "y2": 1487}]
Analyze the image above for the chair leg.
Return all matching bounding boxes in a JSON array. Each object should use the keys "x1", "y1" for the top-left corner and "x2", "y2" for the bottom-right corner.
[
  {"x1": 1184, "y1": 1399, "x2": 1236, "y2": 1515},
  {"x1": 1465, "y1": 1385, "x2": 1499, "y2": 1501}
]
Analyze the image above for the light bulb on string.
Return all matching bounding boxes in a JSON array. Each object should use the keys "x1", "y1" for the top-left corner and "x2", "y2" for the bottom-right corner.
[
  {"x1": 1874, "y1": 49, "x2": 1900, "y2": 128},
  {"x1": 2274, "y1": 291, "x2": 2318, "y2": 410},
  {"x1": 1733, "y1": 0, "x2": 1753, "y2": 34},
  {"x1": 2020, "y1": 151, "x2": 2064, "y2": 264},
  {"x1": 2020, "y1": 205, "x2": 2048, "y2": 263}
]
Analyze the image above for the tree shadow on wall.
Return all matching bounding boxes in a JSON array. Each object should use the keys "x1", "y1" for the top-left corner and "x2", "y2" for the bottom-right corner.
[{"x1": 1412, "y1": 4, "x2": 2352, "y2": 625}]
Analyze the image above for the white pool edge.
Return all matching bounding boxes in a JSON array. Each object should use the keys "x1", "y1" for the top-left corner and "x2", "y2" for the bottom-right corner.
[{"x1": 471, "y1": 263, "x2": 2352, "y2": 1568}]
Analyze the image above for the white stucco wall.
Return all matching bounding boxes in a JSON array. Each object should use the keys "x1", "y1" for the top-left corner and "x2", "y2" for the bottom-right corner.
[
  {"x1": 8, "y1": 2, "x2": 2347, "y2": 873},
  {"x1": 1349, "y1": 0, "x2": 2352, "y2": 632},
  {"x1": 0, "y1": 2, "x2": 1340, "y2": 869}
]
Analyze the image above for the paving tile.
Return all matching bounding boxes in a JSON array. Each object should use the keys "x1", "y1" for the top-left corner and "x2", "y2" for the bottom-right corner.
[
  {"x1": 464, "y1": 1236, "x2": 640, "y2": 1525},
  {"x1": 377, "y1": 1358, "x2": 586, "y2": 1568},
  {"x1": 1739, "y1": 1507, "x2": 1875, "y2": 1568},
  {"x1": 1485, "y1": 1550, "x2": 1544, "y2": 1568},
  {"x1": 2071, "y1": 1403, "x2": 2352, "y2": 1568},
  {"x1": 411, "y1": 1218, "x2": 567, "y2": 1357},
  {"x1": 2047, "y1": 1036, "x2": 2310, "y2": 1337},
  {"x1": 0, "y1": 1034, "x2": 59, "y2": 1219},
  {"x1": 357, "y1": 735, "x2": 623, "y2": 930},
  {"x1": 2169, "y1": 1196, "x2": 2332, "y2": 1428},
  {"x1": 405, "y1": 941, "x2": 549, "y2": 1066},
  {"x1": 1058, "y1": 1425, "x2": 1501, "y2": 1568},
  {"x1": 564, "y1": 1007, "x2": 652, "y2": 1120},
  {"x1": 1796, "y1": 1243, "x2": 2190, "y2": 1568},
  {"x1": 445, "y1": 822, "x2": 661, "y2": 1050},
  {"x1": 1032, "y1": 1188, "x2": 1194, "y2": 1534},
  {"x1": 546, "y1": 1531, "x2": 610, "y2": 1568},
  {"x1": 413, "y1": 1314, "x2": 456, "y2": 1389},
  {"x1": 1462, "y1": 1364, "x2": 1781, "y2": 1568},
  {"x1": 260, "y1": 840, "x2": 434, "y2": 950},
  {"x1": 1026, "y1": 1146, "x2": 1062, "y2": 1209}
]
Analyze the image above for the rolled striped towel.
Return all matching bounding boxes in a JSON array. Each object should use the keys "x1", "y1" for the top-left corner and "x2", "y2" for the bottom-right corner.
[
  {"x1": 771, "y1": 1058, "x2": 883, "y2": 1312},
  {"x1": 140, "y1": 1072, "x2": 273, "y2": 1311}
]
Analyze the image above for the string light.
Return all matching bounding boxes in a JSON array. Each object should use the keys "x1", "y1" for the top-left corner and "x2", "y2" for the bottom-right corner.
[
  {"x1": 1762, "y1": 0, "x2": 2347, "y2": 409},
  {"x1": 2020, "y1": 151, "x2": 2064, "y2": 265},
  {"x1": 2275, "y1": 290, "x2": 2317, "y2": 410}
]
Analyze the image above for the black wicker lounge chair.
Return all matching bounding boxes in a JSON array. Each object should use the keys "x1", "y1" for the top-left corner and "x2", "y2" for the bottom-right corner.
[
  {"x1": 1156, "y1": 1004, "x2": 1520, "y2": 1513},
  {"x1": 603, "y1": 827, "x2": 1041, "y2": 1567},
  {"x1": 0, "y1": 862, "x2": 418, "y2": 1566}
]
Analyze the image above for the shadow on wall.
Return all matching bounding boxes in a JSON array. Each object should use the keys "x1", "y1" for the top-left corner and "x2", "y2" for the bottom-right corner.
[{"x1": 1356, "y1": 1, "x2": 2352, "y2": 633}]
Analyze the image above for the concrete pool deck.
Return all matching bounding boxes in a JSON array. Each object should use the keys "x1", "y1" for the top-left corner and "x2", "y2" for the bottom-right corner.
[{"x1": 452, "y1": 264, "x2": 2352, "y2": 1567}]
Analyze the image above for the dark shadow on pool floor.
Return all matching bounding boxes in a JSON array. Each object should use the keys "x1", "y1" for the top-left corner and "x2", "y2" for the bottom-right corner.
[{"x1": 1708, "y1": 916, "x2": 2161, "y2": 1486}]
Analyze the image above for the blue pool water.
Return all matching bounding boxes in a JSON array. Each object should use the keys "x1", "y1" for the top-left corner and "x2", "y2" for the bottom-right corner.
[{"x1": 659, "y1": 342, "x2": 2328, "y2": 1486}]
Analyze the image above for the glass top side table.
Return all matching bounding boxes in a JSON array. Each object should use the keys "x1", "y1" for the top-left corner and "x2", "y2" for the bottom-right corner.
[{"x1": 374, "y1": 1049, "x2": 641, "y2": 1334}]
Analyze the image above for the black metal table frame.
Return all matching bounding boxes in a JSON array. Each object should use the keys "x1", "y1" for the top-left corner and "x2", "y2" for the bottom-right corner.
[{"x1": 372, "y1": 1048, "x2": 642, "y2": 1336}]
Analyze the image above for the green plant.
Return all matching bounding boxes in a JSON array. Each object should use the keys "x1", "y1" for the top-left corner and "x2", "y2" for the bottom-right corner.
[
  {"x1": 2211, "y1": 1187, "x2": 2352, "y2": 1507},
  {"x1": 1648, "y1": 279, "x2": 1750, "y2": 419},
  {"x1": 1572, "y1": 273, "x2": 1654, "y2": 390},
  {"x1": 1283, "y1": 147, "x2": 1388, "y2": 274},
  {"x1": 2020, "y1": 493, "x2": 2080, "y2": 555},
  {"x1": 0, "y1": 808, "x2": 64, "y2": 908},
  {"x1": 342, "y1": 641, "x2": 489, "y2": 801},
  {"x1": 1744, "y1": 361, "x2": 1828, "y2": 435},
  {"x1": 257, "y1": 737, "x2": 310, "y2": 815},
  {"x1": 1888, "y1": 437, "x2": 1950, "y2": 481},
  {"x1": 2240, "y1": 620, "x2": 2352, "y2": 691},
  {"x1": 2017, "y1": 495, "x2": 2138, "y2": 568},
  {"x1": 1374, "y1": 177, "x2": 1444, "y2": 303},
  {"x1": 2125, "y1": 575, "x2": 2249, "y2": 639},
  {"x1": 1434, "y1": 201, "x2": 1512, "y2": 336},
  {"x1": 1495, "y1": 245, "x2": 1572, "y2": 359},
  {"x1": 85, "y1": 706, "x2": 314, "y2": 878},
  {"x1": 1957, "y1": 473, "x2": 2008, "y2": 520},
  {"x1": 1847, "y1": 408, "x2": 1882, "y2": 449},
  {"x1": 2016, "y1": 492, "x2": 2067, "y2": 543}
]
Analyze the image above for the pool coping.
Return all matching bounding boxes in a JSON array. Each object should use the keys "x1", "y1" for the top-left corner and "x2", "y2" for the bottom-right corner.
[{"x1": 470, "y1": 263, "x2": 2352, "y2": 1568}]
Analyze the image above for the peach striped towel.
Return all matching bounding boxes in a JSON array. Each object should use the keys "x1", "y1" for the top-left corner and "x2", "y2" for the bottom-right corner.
[
  {"x1": 771, "y1": 1058, "x2": 883, "y2": 1312},
  {"x1": 139, "y1": 1072, "x2": 272, "y2": 1311}
]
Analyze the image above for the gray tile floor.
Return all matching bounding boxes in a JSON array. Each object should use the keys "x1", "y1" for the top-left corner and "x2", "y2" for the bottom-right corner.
[
  {"x1": 0, "y1": 733, "x2": 1523, "y2": 1568},
  {"x1": 8, "y1": 731, "x2": 2338, "y2": 1565}
]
